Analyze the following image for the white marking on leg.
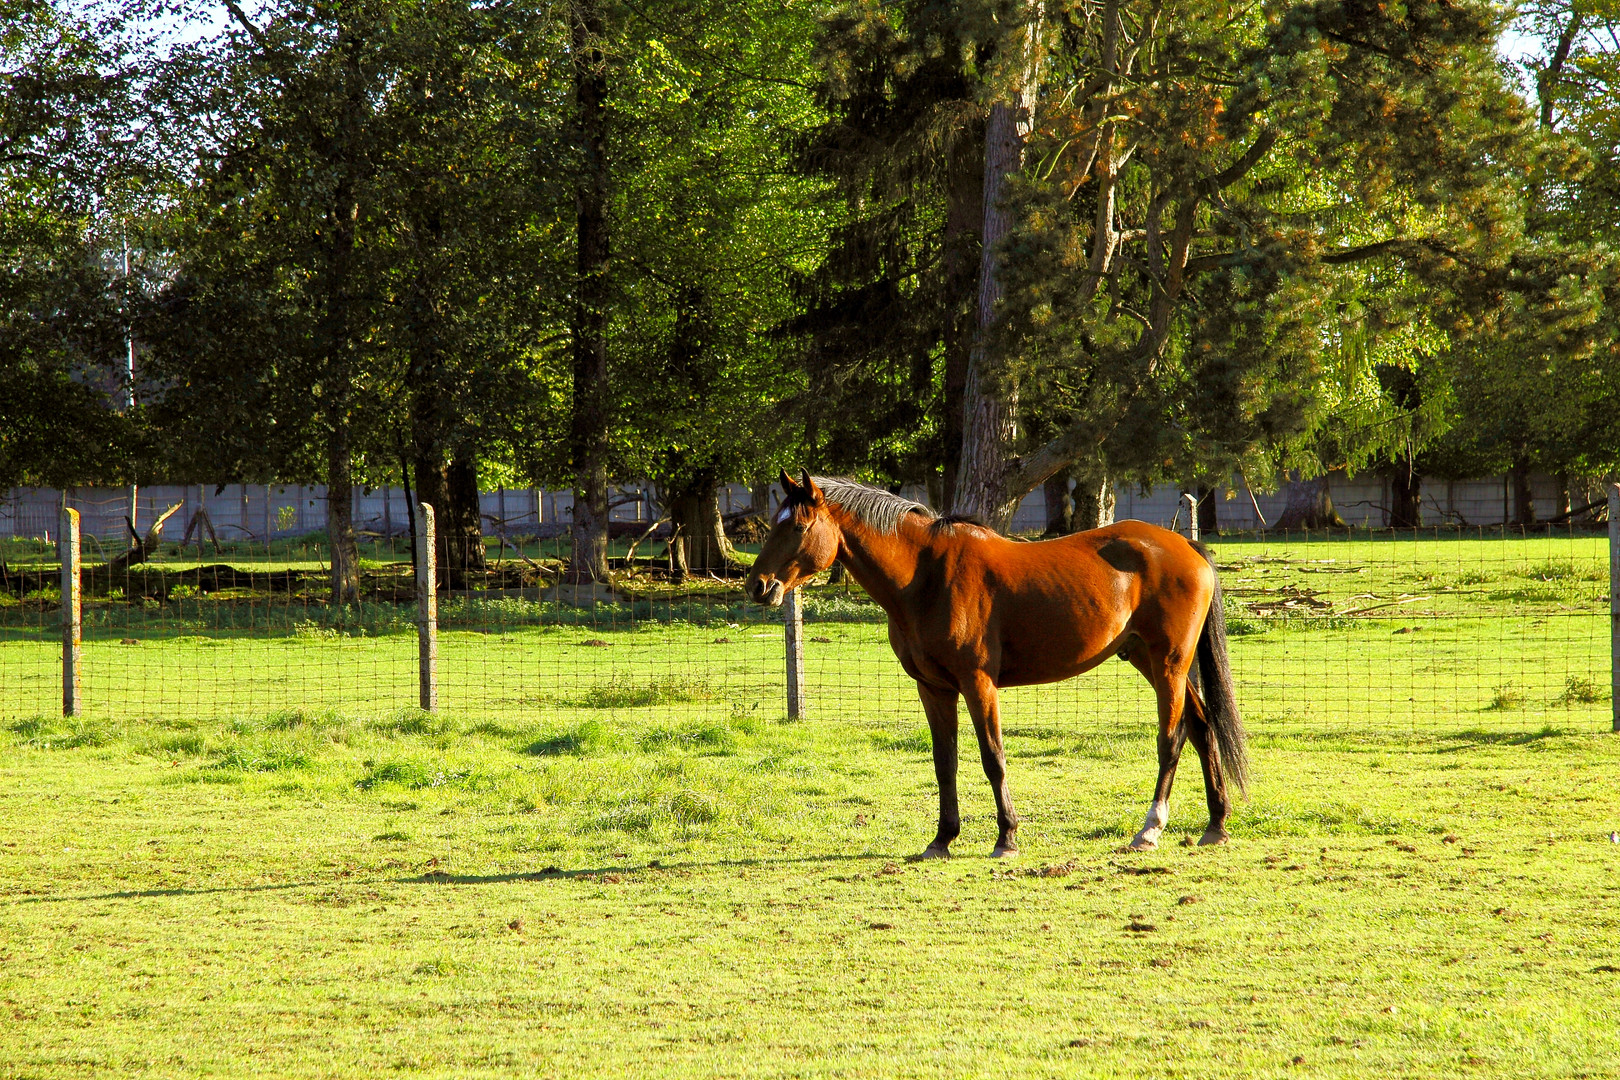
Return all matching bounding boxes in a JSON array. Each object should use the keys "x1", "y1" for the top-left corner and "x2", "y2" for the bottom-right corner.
[{"x1": 1131, "y1": 799, "x2": 1169, "y2": 849}]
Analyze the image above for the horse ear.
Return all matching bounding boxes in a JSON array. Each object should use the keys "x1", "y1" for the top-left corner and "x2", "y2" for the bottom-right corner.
[
  {"x1": 779, "y1": 468, "x2": 799, "y2": 494},
  {"x1": 801, "y1": 470, "x2": 824, "y2": 504}
]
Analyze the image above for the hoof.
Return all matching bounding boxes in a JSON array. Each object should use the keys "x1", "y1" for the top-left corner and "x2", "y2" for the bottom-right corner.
[
  {"x1": 909, "y1": 845, "x2": 952, "y2": 861},
  {"x1": 990, "y1": 845, "x2": 1019, "y2": 859},
  {"x1": 1198, "y1": 829, "x2": 1230, "y2": 847},
  {"x1": 1127, "y1": 829, "x2": 1161, "y2": 852}
]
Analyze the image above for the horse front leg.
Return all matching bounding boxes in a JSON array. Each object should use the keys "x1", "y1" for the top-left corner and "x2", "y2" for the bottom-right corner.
[
  {"x1": 962, "y1": 674, "x2": 1018, "y2": 858},
  {"x1": 915, "y1": 683, "x2": 961, "y2": 859}
]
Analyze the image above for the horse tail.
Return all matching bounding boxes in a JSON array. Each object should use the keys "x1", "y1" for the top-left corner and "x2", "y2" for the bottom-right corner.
[{"x1": 1192, "y1": 541, "x2": 1250, "y2": 795}]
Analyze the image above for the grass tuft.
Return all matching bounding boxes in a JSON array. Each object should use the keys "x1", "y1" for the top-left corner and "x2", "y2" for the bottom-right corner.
[
  {"x1": 370, "y1": 710, "x2": 457, "y2": 737},
  {"x1": 1551, "y1": 675, "x2": 1606, "y2": 707},
  {"x1": 638, "y1": 721, "x2": 738, "y2": 754},
  {"x1": 1237, "y1": 797, "x2": 1405, "y2": 836},
  {"x1": 526, "y1": 719, "x2": 625, "y2": 757},
  {"x1": 9, "y1": 716, "x2": 122, "y2": 749},
  {"x1": 212, "y1": 743, "x2": 313, "y2": 772},
  {"x1": 1486, "y1": 684, "x2": 1527, "y2": 711},
  {"x1": 869, "y1": 729, "x2": 932, "y2": 753},
  {"x1": 572, "y1": 675, "x2": 714, "y2": 708},
  {"x1": 355, "y1": 760, "x2": 488, "y2": 791}
]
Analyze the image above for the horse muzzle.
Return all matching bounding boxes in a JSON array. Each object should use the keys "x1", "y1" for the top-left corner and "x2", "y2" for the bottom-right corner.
[{"x1": 746, "y1": 576, "x2": 785, "y2": 607}]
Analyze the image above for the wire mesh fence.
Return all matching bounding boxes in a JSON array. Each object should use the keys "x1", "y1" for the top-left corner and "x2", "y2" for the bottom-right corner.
[{"x1": 1, "y1": 512, "x2": 1614, "y2": 738}]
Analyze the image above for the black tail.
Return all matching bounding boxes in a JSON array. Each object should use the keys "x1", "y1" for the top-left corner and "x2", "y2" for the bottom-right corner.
[{"x1": 1191, "y1": 542, "x2": 1249, "y2": 795}]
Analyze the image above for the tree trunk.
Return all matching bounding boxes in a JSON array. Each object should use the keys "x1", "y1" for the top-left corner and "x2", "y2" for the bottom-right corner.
[
  {"x1": 445, "y1": 452, "x2": 486, "y2": 580},
  {"x1": 1071, "y1": 464, "x2": 1115, "y2": 531},
  {"x1": 953, "y1": 94, "x2": 1031, "y2": 530},
  {"x1": 326, "y1": 433, "x2": 360, "y2": 605},
  {"x1": 413, "y1": 451, "x2": 449, "y2": 532},
  {"x1": 1042, "y1": 472, "x2": 1073, "y2": 536},
  {"x1": 1273, "y1": 471, "x2": 1344, "y2": 530},
  {"x1": 1510, "y1": 456, "x2": 1535, "y2": 526},
  {"x1": 568, "y1": 0, "x2": 611, "y2": 583},
  {"x1": 318, "y1": 28, "x2": 363, "y2": 609},
  {"x1": 1195, "y1": 484, "x2": 1219, "y2": 537},
  {"x1": 749, "y1": 477, "x2": 773, "y2": 518},
  {"x1": 399, "y1": 453, "x2": 417, "y2": 567},
  {"x1": 939, "y1": 132, "x2": 984, "y2": 513},
  {"x1": 1389, "y1": 456, "x2": 1421, "y2": 528},
  {"x1": 668, "y1": 476, "x2": 733, "y2": 578}
]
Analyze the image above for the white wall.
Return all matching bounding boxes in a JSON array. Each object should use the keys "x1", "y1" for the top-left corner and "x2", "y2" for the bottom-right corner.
[{"x1": 0, "y1": 471, "x2": 1588, "y2": 542}]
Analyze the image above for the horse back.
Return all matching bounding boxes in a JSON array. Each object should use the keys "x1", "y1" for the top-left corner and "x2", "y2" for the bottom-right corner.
[{"x1": 925, "y1": 519, "x2": 1214, "y2": 688}]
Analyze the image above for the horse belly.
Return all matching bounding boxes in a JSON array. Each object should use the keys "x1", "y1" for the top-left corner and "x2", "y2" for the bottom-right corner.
[{"x1": 993, "y1": 589, "x2": 1130, "y2": 688}]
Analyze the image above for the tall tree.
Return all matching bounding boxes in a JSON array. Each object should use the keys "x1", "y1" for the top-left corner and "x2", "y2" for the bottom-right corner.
[
  {"x1": 954, "y1": 0, "x2": 1041, "y2": 522},
  {"x1": 567, "y1": 0, "x2": 613, "y2": 582},
  {"x1": 146, "y1": 0, "x2": 396, "y2": 603},
  {"x1": 792, "y1": 0, "x2": 985, "y2": 498},
  {"x1": 609, "y1": 0, "x2": 825, "y2": 575},
  {"x1": 0, "y1": 0, "x2": 158, "y2": 489},
  {"x1": 1421, "y1": 0, "x2": 1620, "y2": 519},
  {"x1": 800, "y1": 0, "x2": 1597, "y2": 529},
  {"x1": 368, "y1": 0, "x2": 560, "y2": 581}
]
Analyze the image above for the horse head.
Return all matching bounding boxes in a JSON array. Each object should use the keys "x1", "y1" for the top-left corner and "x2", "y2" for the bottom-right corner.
[{"x1": 745, "y1": 469, "x2": 840, "y2": 606}]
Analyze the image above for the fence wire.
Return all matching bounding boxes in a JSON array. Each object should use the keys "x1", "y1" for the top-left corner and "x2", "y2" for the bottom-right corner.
[{"x1": 0, "y1": 523, "x2": 1612, "y2": 737}]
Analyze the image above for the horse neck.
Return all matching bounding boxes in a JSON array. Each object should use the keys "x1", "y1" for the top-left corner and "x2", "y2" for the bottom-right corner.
[{"x1": 827, "y1": 504, "x2": 927, "y2": 613}]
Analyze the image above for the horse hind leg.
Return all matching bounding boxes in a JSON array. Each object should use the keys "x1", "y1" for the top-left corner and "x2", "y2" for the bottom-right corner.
[
  {"x1": 1127, "y1": 649, "x2": 1192, "y2": 852},
  {"x1": 1181, "y1": 684, "x2": 1232, "y2": 846}
]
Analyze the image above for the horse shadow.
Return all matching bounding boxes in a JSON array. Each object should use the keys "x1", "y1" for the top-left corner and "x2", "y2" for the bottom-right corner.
[{"x1": 397, "y1": 852, "x2": 901, "y2": 886}]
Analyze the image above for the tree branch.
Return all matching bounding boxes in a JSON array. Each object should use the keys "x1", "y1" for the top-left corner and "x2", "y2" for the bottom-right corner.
[
  {"x1": 1199, "y1": 128, "x2": 1276, "y2": 193},
  {"x1": 1318, "y1": 236, "x2": 1477, "y2": 269},
  {"x1": 221, "y1": 0, "x2": 270, "y2": 50},
  {"x1": 1538, "y1": 11, "x2": 1585, "y2": 129}
]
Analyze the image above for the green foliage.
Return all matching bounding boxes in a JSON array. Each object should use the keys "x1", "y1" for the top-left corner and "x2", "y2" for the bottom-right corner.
[{"x1": 0, "y1": 0, "x2": 154, "y2": 488}]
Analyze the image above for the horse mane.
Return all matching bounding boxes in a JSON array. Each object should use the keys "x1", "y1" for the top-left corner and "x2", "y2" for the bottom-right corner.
[{"x1": 808, "y1": 477, "x2": 935, "y2": 535}]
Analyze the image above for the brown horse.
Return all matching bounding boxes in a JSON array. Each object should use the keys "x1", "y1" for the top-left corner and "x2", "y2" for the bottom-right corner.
[{"x1": 745, "y1": 471, "x2": 1248, "y2": 858}]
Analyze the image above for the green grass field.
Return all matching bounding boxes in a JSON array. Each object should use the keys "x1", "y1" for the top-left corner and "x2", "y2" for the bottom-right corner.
[
  {"x1": 2, "y1": 708, "x2": 1619, "y2": 1078},
  {"x1": 2, "y1": 529, "x2": 1618, "y2": 1076}
]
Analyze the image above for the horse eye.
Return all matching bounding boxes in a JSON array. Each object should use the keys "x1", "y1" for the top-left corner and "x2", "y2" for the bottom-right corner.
[{"x1": 792, "y1": 522, "x2": 807, "y2": 534}]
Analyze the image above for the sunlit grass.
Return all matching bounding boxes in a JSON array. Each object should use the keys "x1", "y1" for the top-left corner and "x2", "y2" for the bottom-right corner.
[{"x1": 1, "y1": 710, "x2": 1618, "y2": 1077}]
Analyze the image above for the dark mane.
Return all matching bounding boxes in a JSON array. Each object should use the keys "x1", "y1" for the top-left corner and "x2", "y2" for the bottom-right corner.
[{"x1": 932, "y1": 513, "x2": 989, "y2": 530}]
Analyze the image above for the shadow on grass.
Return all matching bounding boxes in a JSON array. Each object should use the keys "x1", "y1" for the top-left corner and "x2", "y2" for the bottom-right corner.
[
  {"x1": 397, "y1": 853, "x2": 899, "y2": 886},
  {"x1": 1432, "y1": 726, "x2": 1574, "y2": 752},
  {"x1": 15, "y1": 881, "x2": 319, "y2": 904}
]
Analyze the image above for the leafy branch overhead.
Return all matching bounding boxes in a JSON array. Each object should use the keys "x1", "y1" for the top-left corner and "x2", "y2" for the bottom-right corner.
[{"x1": 4, "y1": 0, "x2": 1619, "y2": 543}]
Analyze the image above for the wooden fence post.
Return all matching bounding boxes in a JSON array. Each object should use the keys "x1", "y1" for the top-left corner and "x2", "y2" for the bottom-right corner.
[
  {"x1": 1183, "y1": 492, "x2": 1199, "y2": 543},
  {"x1": 60, "y1": 506, "x2": 81, "y2": 717},
  {"x1": 784, "y1": 587, "x2": 805, "y2": 719},
  {"x1": 415, "y1": 502, "x2": 438, "y2": 712},
  {"x1": 1609, "y1": 484, "x2": 1619, "y2": 733}
]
